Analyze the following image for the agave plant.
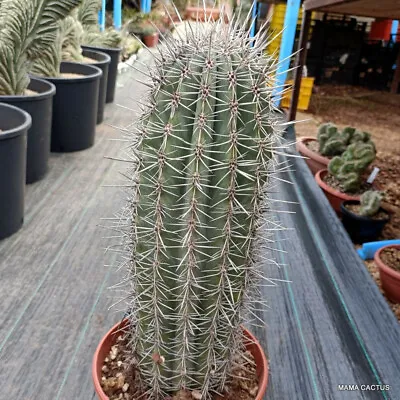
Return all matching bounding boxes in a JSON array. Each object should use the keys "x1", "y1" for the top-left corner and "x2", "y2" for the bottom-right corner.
[
  {"x1": 112, "y1": 7, "x2": 285, "y2": 400},
  {"x1": 0, "y1": 0, "x2": 82, "y2": 94}
]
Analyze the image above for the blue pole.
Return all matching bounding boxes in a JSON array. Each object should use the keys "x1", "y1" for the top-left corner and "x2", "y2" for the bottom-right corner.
[
  {"x1": 140, "y1": 0, "x2": 146, "y2": 13},
  {"x1": 113, "y1": 0, "x2": 122, "y2": 30},
  {"x1": 273, "y1": 0, "x2": 301, "y2": 107},
  {"x1": 249, "y1": 1, "x2": 258, "y2": 42},
  {"x1": 392, "y1": 20, "x2": 399, "y2": 40},
  {"x1": 99, "y1": 0, "x2": 106, "y2": 32}
]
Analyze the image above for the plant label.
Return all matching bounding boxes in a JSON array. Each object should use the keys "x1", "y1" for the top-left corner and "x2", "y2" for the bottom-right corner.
[{"x1": 367, "y1": 167, "x2": 380, "y2": 184}]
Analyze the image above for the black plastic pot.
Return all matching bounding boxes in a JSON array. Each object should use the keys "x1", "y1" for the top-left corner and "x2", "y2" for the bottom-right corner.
[
  {"x1": 0, "y1": 103, "x2": 31, "y2": 239},
  {"x1": 42, "y1": 62, "x2": 102, "y2": 152},
  {"x1": 341, "y1": 200, "x2": 390, "y2": 243},
  {"x1": 0, "y1": 78, "x2": 56, "y2": 184},
  {"x1": 81, "y1": 45, "x2": 121, "y2": 103},
  {"x1": 81, "y1": 49, "x2": 111, "y2": 124}
]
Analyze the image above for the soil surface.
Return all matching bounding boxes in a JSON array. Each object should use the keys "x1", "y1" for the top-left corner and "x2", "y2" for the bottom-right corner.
[
  {"x1": 101, "y1": 334, "x2": 259, "y2": 400},
  {"x1": 323, "y1": 173, "x2": 371, "y2": 196},
  {"x1": 82, "y1": 56, "x2": 98, "y2": 64},
  {"x1": 60, "y1": 73, "x2": 85, "y2": 78},
  {"x1": 380, "y1": 247, "x2": 400, "y2": 273},
  {"x1": 345, "y1": 204, "x2": 389, "y2": 220},
  {"x1": 304, "y1": 139, "x2": 320, "y2": 154},
  {"x1": 24, "y1": 89, "x2": 38, "y2": 96}
]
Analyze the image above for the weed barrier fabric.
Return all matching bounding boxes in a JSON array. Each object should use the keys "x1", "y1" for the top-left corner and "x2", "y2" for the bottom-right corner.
[{"x1": 252, "y1": 125, "x2": 400, "y2": 400}]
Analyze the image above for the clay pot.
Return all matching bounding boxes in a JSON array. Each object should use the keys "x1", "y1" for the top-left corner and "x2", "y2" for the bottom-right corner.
[
  {"x1": 375, "y1": 245, "x2": 400, "y2": 303},
  {"x1": 93, "y1": 319, "x2": 269, "y2": 400},
  {"x1": 143, "y1": 33, "x2": 159, "y2": 48},
  {"x1": 315, "y1": 169, "x2": 360, "y2": 215},
  {"x1": 296, "y1": 137, "x2": 329, "y2": 175}
]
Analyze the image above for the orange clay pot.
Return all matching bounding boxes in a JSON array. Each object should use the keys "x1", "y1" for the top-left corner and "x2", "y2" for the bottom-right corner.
[
  {"x1": 93, "y1": 319, "x2": 269, "y2": 400},
  {"x1": 375, "y1": 245, "x2": 400, "y2": 304},
  {"x1": 315, "y1": 169, "x2": 360, "y2": 215},
  {"x1": 143, "y1": 33, "x2": 159, "y2": 48},
  {"x1": 296, "y1": 137, "x2": 329, "y2": 175}
]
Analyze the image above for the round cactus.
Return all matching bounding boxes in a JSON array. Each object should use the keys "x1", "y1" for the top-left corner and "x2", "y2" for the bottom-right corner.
[
  {"x1": 123, "y1": 13, "x2": 284, "y2": 400},
  {"x1": 359, "y1": 190, "x2": 383, "y2": 217},
  {"x1": 328, "y1": 142, "x2": 376, "y2": 192}
]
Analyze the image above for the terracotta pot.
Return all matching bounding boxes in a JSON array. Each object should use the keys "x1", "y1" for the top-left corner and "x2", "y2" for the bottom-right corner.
[
  {"x1": 93, "y1": 319, "x2": 269, "y2": 400},
  {"x1": 315, "y1": 169, "x2": 360, "y2": 215},
  {"x1": 143, "y1": 33, "x2": 159, "y2": 47},
  {"x1": 296, "y1": 137, "x2": 329, "y2": 175},
  {"x1": 375, "y1": 245, "x2": 400, "y2": 303}
]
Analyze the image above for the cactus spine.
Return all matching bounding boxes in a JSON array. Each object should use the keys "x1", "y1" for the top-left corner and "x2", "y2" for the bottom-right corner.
[
  {"x1": 124, "y1": 14, "x2": 283, "y2": 400},
  {"x1": 359, "y1": 190, "x2": 383, "y2": 217},
  {"x1": 328, "y1": 142, "x2": 376, "y2": 192}
]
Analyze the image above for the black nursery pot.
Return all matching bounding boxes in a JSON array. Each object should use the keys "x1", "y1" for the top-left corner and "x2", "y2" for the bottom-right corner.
[
  {"x1": 0, "y1": 103, "x2": 31, "y2": 239},
  {"x1": 81, "y1": 49, "x2": 111, "y2": 124},
  {"x1": 43, "y1": 62, "x2": 102, "y2": 152},
  {"x1": 82, "y1": 45, "x2": 121, "y2": 103},
  {"x1": 340, "y1": 200, "x2": 390, "y2": 243},
  {"x1": 0, "y1": 78, "x2": 56, "y2": 184}
]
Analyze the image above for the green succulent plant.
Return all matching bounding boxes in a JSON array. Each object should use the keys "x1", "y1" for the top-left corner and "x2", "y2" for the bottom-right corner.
[
  {"x1": 359, "y1": 190, "x2": 384, "y2": 217},
  {"x1": 78, "y1": 0, "x2": 123, "y2": 48},
  {"x1": 317, "y1": 123, "x2": 347, "y2": 156},
  {"x1": 328, "y1": 142, "x2": 376, "y2": 193},
  {"x1": 120, "y1": 10, "x2": 283, "y2": 400},
  {"x1": 0, "y1": 0, "x2": 81, "y2": 94}
]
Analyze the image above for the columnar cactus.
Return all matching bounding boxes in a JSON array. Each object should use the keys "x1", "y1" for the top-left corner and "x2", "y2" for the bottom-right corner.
[
  {"x1": 328, "y1": 142, "x2": 376, "y2": 192},
  {"x1": 359, "y1": 190, "x2": 383, "y2": 217},
  {"x1": 123, "y1": 13, "x2": 283, "y2": 400}
]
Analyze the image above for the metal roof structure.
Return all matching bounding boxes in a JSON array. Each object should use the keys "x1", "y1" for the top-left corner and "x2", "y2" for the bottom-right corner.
[{"x1": 289, "y1": 1, "x2": 400, "y2": 120}]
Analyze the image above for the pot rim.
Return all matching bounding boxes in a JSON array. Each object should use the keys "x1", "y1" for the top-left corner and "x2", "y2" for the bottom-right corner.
[
  {"x1": 296, "y1": 137, "x2": 330, "y2": 166},
  {"x1": 315, "y1": 169, "x2": 361, "y2": 201},
  {"x1": 93, "y1": 319, "x2": 269, "y2": 400},
  {"x1": 0, "y1": 77, "x2": 56, "y2": 103},
  {"x1": 0, "y1": 103, "x2": 32, "y2": 140},
  {"x1": 35, "y1": 62, "x2": 103, "y2": 83},
  {"x1": 80, "y1": 49, "x2": 112, "y2": 66},
  {"x1": 374, "y1": 245, "x2": 400, "y2": 279},
  {"x1": 81, "y1": 44, "x2": 122, "y2": 53},
  {"x1": 340, "y1": 200, "x2": 390, "y2": 222}
]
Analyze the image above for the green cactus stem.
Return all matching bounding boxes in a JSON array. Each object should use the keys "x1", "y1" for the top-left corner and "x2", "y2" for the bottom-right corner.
[
  {"x1": 328, "y1": 142, "x2": 376, "y2": 193},
  {"x1": 123, "y1": 12, "x2": 284, "y2": 400},
  {"x1": 359, "y1": 190, "x2": 383, "y2": 217}
]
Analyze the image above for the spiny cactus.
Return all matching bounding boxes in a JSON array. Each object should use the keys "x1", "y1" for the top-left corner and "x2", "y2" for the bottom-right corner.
[
  {"x1": 359, "y1": 190, "x2": 383, "y2": 217},
  {"x1": 121, "y1": 10, "x2": 284, "y2": 400},
  {"x1": 328, "y1": 142, "x2": 376, "y2": 193}
]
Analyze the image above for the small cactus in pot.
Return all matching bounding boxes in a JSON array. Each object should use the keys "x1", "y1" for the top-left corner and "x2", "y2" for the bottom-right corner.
[
  {"x1": 96, "y1": 9, "x2": 285, "y2": 400},
  {"x1": 359, "y1": 190, "x2": 384, "y2": 217},
  {"x1": 328, "y1": 142, "x2": 376, "y2": 193}
]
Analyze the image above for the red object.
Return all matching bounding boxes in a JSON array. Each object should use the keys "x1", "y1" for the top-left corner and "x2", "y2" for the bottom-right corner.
[
  {"x1": 397, "y1": 24, "x2": 400, "y2": 43},
  {"x1": 375, "y1": 245, "x2": 400, "y2": 303},
  {"x1": 143, "y1": 33, "x2": 159, "y2": 47},
  {"x1": 369, "y1": 19, "x2": 392, "y2": 41},
  {"x1": 93, "y1": 319, "x2": 269, "y2": 400},
  {"x1": 315, "y1": 169, "x2": 360, "y2": 215},
  {"x1": 296, "y1": 137, "x2": 329, "y2": 175}
]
